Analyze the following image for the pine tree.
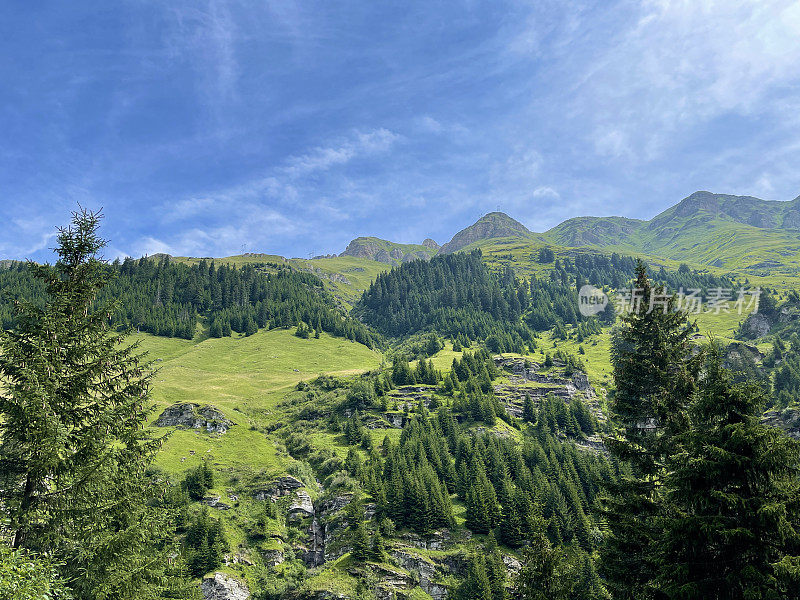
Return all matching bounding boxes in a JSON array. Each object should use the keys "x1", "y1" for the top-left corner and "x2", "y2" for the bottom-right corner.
[
  {"x1": 600, "y1": 261, "x2": 700, "y2": 599},
  {"x1": 370, "y1": 529, "x2": 386, "y2": 560},
  {"x1": 351, "y1": 521, "x2": 370, "y2": 562},
  {"x1": 0, "y1": 209, "x2": 170, "y2": 599},
  {"x1": 514, "y1": 533, "x2": 579, "y2": 600},
  {"x1": 657, "y1": 344, "x2": 800, "y2": 599},
  {"x1": 522, "y1": 394, "x2": 535, "y2": 423},
  {"x1": 454, "y1": 553, "x2": 492, "y2": 600},
  {"x1": 244, "y1": 316, "x2": 257, "y2": 336},
  {"x1": 484, "y1": 532, "x2": 506, "y2": 600}
]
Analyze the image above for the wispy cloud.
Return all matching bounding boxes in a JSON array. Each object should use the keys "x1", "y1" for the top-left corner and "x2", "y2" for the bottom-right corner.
[{"x1": 572, "y1": 0, "x2": 800, "y2": 161}]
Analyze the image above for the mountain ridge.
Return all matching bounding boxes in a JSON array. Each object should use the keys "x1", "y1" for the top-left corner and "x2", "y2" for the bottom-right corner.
[{"x1": 438, "y1": 211, "x2": 533, "y2": 254}]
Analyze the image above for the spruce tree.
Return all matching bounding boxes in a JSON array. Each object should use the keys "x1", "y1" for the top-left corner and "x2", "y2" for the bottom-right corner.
[
  {"x1": 454, "y1": 553, "x2": 492, "y2": 600},
  {"x1": 514, "y1": 533, "x2": 579, "y2": 600},
  {"x1": 522, "y1": 394, "x2": 535, "y2": 423},
  {"x1": 351, "y1": 521, "x2": 370, "y2": 562},
  {"x1": 657, "y1": 344, "x2": 800, "y2": 599},
  {"x1": 0, "y1": 209, "x2": 171, "y2": 599},
  {"x1": 600, "y1": 261, "x2": 700, "y2": 599}
]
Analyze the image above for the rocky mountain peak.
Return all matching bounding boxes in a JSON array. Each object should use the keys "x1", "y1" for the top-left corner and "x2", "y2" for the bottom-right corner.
[{"x1": 438, "y1": 212, "x2": 531, "y2": 254}]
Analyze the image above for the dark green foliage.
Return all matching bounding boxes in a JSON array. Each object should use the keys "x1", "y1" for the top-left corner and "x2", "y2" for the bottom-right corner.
[
  {"x1": 537, "y1": 247, "x2": 555, "y2": 263},
  {"x1": 601, "y1": 261, "x2": 700, "y2": 599},
  {"x1": 354, "y1": 251, "x2": 534, "y2": 349},
  {"x1": 182, "y1": 461, "x2": 215, "y2": 500},
  {"x1": 343, "y1": 380, "x2": 378, "y2": 411},
  {"x1": 391, "y1": 356, "x2": 416, "y2": 385},
  {"x1": 657, "y1": 344, "x2": 800, "y2": 598},
  {"x1": 514, "y1": 534, "x2": 609, "y2": 600},
  {"x1": 453, "y1": 553, "x2": 492, "y2": 600},
  {"x1": 523, "y1": 395, "x2": 535, "y2": 423},
  {"x1": 0, "y1": 255, "x2": 379, "y2": 346},
  {"x1": 0, "y1": 210, "x2": 189, "y2": 599},
  {"x1": 344, "y1": 413, "x2": 366, "y2": 445},
  {"x1": 184, "y1": 507, "x2": 229, "y2": 577},
  {"x1": 464, "y1": 461, "x2": 500, "y2": 533}
]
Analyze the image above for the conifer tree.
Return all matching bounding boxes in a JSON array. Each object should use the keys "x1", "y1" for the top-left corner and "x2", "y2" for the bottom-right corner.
[
  {"x1": 351, "y1": 521, "x2": 370, "y2": 562},
  {"x1": 657, "y1": 344, "x2": 800, "y2": 598},
  {"x1": 0, "y1": 209, "x2": 173, "y2": 599},
  {"x1": 514, "y1": 533, "x2": 579, "y2": 600},
  {"x1": 600, "y1": 261, "x2": 700, "y2": 599},
  {"x1": 522, "y1": 394, "x2": 535, "y2": 423},
  {"x1": 454, "y1": 553, "x2": 492, "y2": 600}
]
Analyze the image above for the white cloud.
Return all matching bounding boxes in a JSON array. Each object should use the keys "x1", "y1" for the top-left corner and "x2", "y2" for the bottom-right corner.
[
  {"x1": 139, "y1": 128, "x2": 404, "y2": 257},
  {"x1": 165, "y1": 0, "x2": 239, "y2": 103},
  {"x1": 282, "y1": 128, "x2": 402, "y2": 178},
  {"x1": 573, "y1": 0, "x2": 800, "y2": 160},
  {"x1": 532, "y1": 186, "x2": 560, "y2": 200}
]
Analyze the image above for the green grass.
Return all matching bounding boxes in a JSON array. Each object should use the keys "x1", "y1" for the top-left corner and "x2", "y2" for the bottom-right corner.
[
  {"x1": 288, "y1": 255, "x2": 391, "y2": 306},
  {"x1": 134, "y1": 328, "x2": 383, "y2": 476}
]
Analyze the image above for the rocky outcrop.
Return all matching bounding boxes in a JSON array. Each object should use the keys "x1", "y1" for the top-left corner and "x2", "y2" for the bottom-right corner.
[
  {"x1": 203, "y1": 496, "x2": 231, "y2": 510},
  {"x1": 201, "y1": 572, "x2": 249, "y2": 600},
  {"x1": 288, "y1": 490, "x2": 315, "y2": 519},
  {"x1": 740, "y1": 312, "x2": 772, "y2": 338},
  {"x1": 339, "y1": 237, "x2": 435, "y2": 265},
  {"x1": 422, "y1": 238, "x2": 439, "y2": 249},
  {"x1": 399, "y1": 529, "x2": 465, "y2": 551},
  {"x1": 154, "y1": 403, "x2": 233, "y2": 434},
  {"x1": 254, "y1": 476, "x2": 304, "y2": 501},
  {"x1": 438, "y1": 212, "x2": 532, "y2": 254},
  {"x1": 764, "y1": 408, "x2": 800, "y2": 439},
  {"x1": 261, "y1": 548, "x2": 284, "y2": 567}
]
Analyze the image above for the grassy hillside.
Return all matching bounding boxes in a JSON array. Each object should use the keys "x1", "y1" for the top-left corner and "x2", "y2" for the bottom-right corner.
[
  {"x1": 138, "y1": 328, "x2": 382, "y2": 478},
  {"x1": 541, "y1": 192, "x2": 800, "y2": 275}
]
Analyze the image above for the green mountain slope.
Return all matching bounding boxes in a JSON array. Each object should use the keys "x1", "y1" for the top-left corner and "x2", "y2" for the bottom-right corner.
[
  {"x1": 339, "y1": 236, "x2": 438, "y2": 265},
  {"x1": 542, "y1": 191, "x2": 800, "y2": 274},
  {"x1": 438, "y1": 211, "x2": 532, "y2": 254}
]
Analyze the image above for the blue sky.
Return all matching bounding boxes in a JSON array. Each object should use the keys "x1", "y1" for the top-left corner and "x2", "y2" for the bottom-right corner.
[{"x1": 2, "y1": 1, "x2": 800, "y2": 261}]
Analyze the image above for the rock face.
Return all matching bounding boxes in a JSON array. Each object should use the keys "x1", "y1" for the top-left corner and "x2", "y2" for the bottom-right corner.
[
  {"x1": 438, "y1": 212, "x2": 532, "y2": 254},
  {"x1": 201, "y1": 572, "x2": 249, "y2": 600},
  {"x1": 339, "y1": 237, "x2": 435, "y2": 265},
  {"x1": 253, "y1": 476, "x2": 304, "y2": 501},
  {"x1": 764, "y1": 408, "x2": 800, "y2": 439},
  {"x1": 740, "y1": 312, "x2": 772, "y2": 338},
  {"x1": 153, "y1": 403, "x2": 233, "y2": 434},
  {"x1": 422, "y1": 238, "x2": 440, "y2": 249},
  {"x1": 288, "y1": 490, "x2": 315, "y2": 519}
]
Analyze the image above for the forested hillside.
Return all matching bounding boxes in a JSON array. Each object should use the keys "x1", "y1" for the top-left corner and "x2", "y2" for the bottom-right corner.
[{"x1": 0, "y1": 256, "x2": 379, "y2": 347}]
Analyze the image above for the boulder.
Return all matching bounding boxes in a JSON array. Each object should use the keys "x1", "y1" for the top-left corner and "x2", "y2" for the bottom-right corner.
[
  {"x1": 288, "y1": 490, "x2": 315, "y2": 518},
  {"x1": 391, "y1": 549, "x2": 448, "y2": 600},
  {"x1": 201, "y1": 572, "x2": 249, "y2": 600},
  {"x1": 254, "y1": 475, "x2": 304, "y2": 501},
  {"x1": 154, "y1": 403, "x2": 233, "y2": 434},
  {"x1": 262, "y1": 548, "x2": 284, "y2": 567}
]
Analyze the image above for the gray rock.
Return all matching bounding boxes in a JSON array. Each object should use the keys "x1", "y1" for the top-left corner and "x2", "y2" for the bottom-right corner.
[
  {"x1": 203, "y1": 496, "x2": 231, "y2": 510},
  {"x1": 439, "y1": 212, "x2": 531, "y2": 254},
  {"x1": 254, "y1": 476, "x2": 304, "y2": 501},
  {"x1": 764, "y1": 407, "x2": 800, "y2": 439},
  {"x1": 261, "y1": 549, "x2": 284, "y2": 567},
  {"x1": 201, "y1": 572, "x2": 249, "y2": 600},
  {"x1": 288, "y1": 490, "x2": 314, "y2": 517},
  {"x1": 742, "y1": 312, "x2": 772, "y2": 338},
  {"x1": 154, "y1": 403, "x2": 233, "y2": 434},
  {"x1": 391, "y1": 549, "x2": 449, "y2": 600}
]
